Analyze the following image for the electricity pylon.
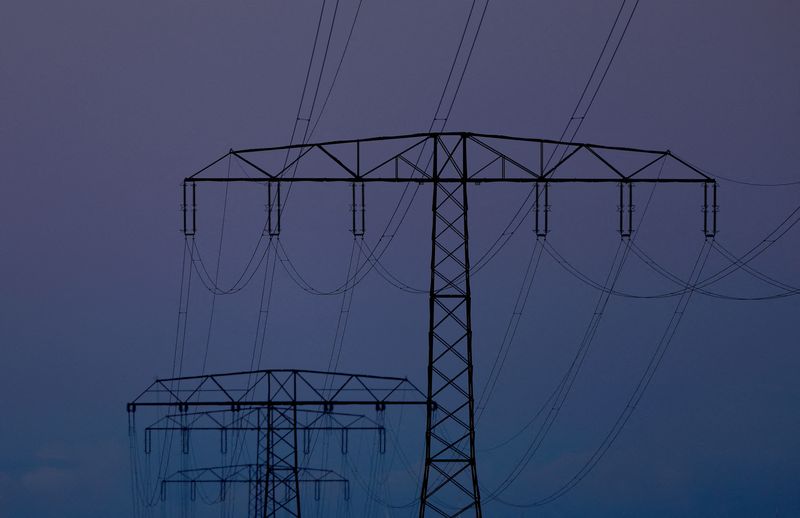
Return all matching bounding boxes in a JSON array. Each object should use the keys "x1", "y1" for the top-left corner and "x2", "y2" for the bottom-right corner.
[
  {"x1": 178, "y1": 132, "x2": 717, "y2": 517},
  {"x1": 128, "y1": 369, "x2": 426, "y2": 517}
]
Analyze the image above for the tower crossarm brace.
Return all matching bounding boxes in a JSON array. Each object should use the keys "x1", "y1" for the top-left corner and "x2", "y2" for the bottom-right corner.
[
  {"x1": 186, "y1": 132, "x2": 713, "y2": 186},
  {"x1": 127, "y1": 368, "x2": 426, "y2": 411}
]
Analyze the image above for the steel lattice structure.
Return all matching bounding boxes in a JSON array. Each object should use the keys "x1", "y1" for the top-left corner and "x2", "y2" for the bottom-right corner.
[
  {"x1": 175, "y1": 132, "x2": 717, "y2": 517},
  {"x1": 128, "y1": 368, "x2": 425, "y2": 410},
  {"x1": 128, "y1": 369, "x2": 425, "y2": 517}
]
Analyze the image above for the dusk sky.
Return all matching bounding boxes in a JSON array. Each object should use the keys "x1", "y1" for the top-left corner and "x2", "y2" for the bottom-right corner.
[{"x1": 1, "y1": 1, "x2": 799, "y2": 517}]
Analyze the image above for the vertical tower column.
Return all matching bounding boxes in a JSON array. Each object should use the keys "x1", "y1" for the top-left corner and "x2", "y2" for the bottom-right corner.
[
  {"x1": 250, "y1": 409, "x2": 267, "y2": 518},
  {"x1": 420, "y1": 135, "x2": 482, "y2": 517},
  {"x1": 265, "y1": 406, "x2": 301, "y2": 517}
]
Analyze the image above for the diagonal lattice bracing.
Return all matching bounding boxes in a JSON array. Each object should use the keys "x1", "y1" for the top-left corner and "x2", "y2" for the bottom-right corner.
[
  {"x1": 265, "y1": 406, "x2": 301, "y2": 517},
  {"x1": 128, "y1": 369, "x2": 426, "y2": 410},
  {"x1": 420, "y1": 135, "x2": 481, "y2": 517}
]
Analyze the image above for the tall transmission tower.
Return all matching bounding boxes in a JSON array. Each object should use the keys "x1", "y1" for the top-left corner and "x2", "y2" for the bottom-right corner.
[{"x1": 178, "y1": 132, "x2": 717, "y2": 516}]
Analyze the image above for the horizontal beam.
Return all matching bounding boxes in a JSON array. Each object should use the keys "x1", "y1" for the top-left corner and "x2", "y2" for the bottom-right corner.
[
  {"x1": 186, "y1": 177, "x2": 711, "y2": 184},
  {"x1": 140, "y1": 367, "x2": 415, "y2": 383},
  {"x1": 230, "y1": 131, "x2": 669, "y2": 156},
  {"x1": 128, "y1": 369, "x2": 427, "y2": 410},
  {"x1": 130, "y1": 400, "x2": 427, "y2": 409},
  {"x1": 147, "y1": 426, "x2": 383, "y2": 431},
  {"x1": 187, "y1": 133, "x2": 712, "y2": 186}
]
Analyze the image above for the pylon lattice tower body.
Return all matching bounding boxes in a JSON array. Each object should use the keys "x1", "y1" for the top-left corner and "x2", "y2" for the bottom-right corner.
[
  {"x1": 421, "y1": 136, "x2": 481, "y2": 516},
  {"x1": 260, "y1": 406, "x2": 300, "y2": 517},
  {"x1": 167, "y1": 132, "x2": 716, "y2": 517}
]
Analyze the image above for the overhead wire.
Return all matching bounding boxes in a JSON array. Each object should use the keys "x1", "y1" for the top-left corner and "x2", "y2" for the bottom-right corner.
[
  {"x1": 481, "y1": 238, "x2": 632, "y2": 502},
  {"x1": 201, "y1": 154, "x2": 233, "y2": 373},
  {"x1": 136, "y1": 236, "x2": 198, "y2": 510},
  {"x1": 250, "y1": 239, "x2": 280, "y2": 373},
  {"x1": 630, "y1": 240, "x2": 800, "y2": 300},
  {"x1": 190, "y1": 0, "x2": 355, "y2": 299},
  {"x1": 712, "y1": 240, "x2": 799, "y2": 293},
  {"x1": 382, "y1": 1, "x2": 493, "y2": 505},
  {"x1": 546, "y1": 0, "x2": 640, "y2": 167},
  {"x1": 470, "y1": 0, "x2": 643, "y2": 470},
  {"x1": 316, "y1": 0, "x2": 492, "y2": 297},
  {"x1": 484, "y1": 119, "x2": 657, "y2": 503},
  {"x1": 430, "y1": 1, "x2": 646, "y2": 442},
  {"x1": 672, "y1": 152, "x2": 800, "y2": 187},
  {"x1": 483, "y1": 75, "x2": 798, "y2": 505},
  {"x1": 412, "y1": 0, "x2": 646, "y2": 506},
  {"x1": 325, "y1": 238, "x2": 362, "y2": 374},
  {"x1": 475, "y1": 236, "x2": 545, "y2": 421},
  {"x1": 171, "y1": 4, "x2": 355, "y2": 515},
  {"x1": 147, "y1": 0, "x2": 800, "y2": 514},
  {"x1": 155, "y1": 2, "x2": 488, "y2": 516},
  {"x1": 188, "y1": 151, "x2": 274, "y2": 297},
  {"x1": 479, "y1": 63, "x2": 662, "y2": 495},
  {"x1": 264, "y1": 0, "x2": 492, "y2": 302},
  {"x1": 227, "y1": 5, "x2": 372, "y2": 512},
  {"x1": 543, "y1": 202, "x2": 800, "y2": 301},
  {"x1": 240, "y1": 0, "x2": 491, "y2": 301},
  {"x1": 495, "y1": 238, "x2": 714, "y2": 508},
  {"x1": 307, "y1": 0, "x2": 364, "y2": 139}
]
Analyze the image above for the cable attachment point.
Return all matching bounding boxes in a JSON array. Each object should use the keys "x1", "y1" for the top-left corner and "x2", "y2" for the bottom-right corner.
[
  {"x1": 266, "y1": 181, "x2": 281, "y2": 236},
  {"x1": 619, "y1": 181, "x2": 633, "y2": 237},
  {"x1": 703, "y1": 181, "x2": 718, "y2": 237},
  {"x1": 350, "y1": 180, "x2": 365, "y2": 237},
  {"x1": 182, "y1": 181, "x2": 196, "y2": 236},
  {"x1": 534, "y1": 182, "x2": 550, "y2": 237}
]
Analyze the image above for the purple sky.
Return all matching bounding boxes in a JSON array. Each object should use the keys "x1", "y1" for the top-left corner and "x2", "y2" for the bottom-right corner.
[{"x1": 1, "y1": 1, "x2": 799, "y2": 516}]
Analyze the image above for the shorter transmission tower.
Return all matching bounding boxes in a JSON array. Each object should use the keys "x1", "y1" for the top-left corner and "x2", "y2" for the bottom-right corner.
[{"x1": 128, "y1": 369, "x2": 427, "y2": 516}]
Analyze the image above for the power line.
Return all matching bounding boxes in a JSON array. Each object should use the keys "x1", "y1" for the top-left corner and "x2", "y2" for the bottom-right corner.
[
  {"x1": 547, "y1": 0, "x2": 640, "y2": 167},
  {"x1": 475, "y1": 237, "x2": 545, "y2": 421},
  {"x1": 672, "y1": 152, "x2": 800, "y2": 187},
  {"x1": 482, "y1": 238, "x2": 633, "y2": 503},
  {"x1": 543, "y1": 203, "x2": 800, "y2": 301},
  {"x1": 329, "y1": 0, "x2": 492, "y2": 299},
  {"x1": 497, "y1": 239, "x2": 714, "y2": 508},
  {"x1": 482, "y1": 183, "x2": 798, "y2": 507}
]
